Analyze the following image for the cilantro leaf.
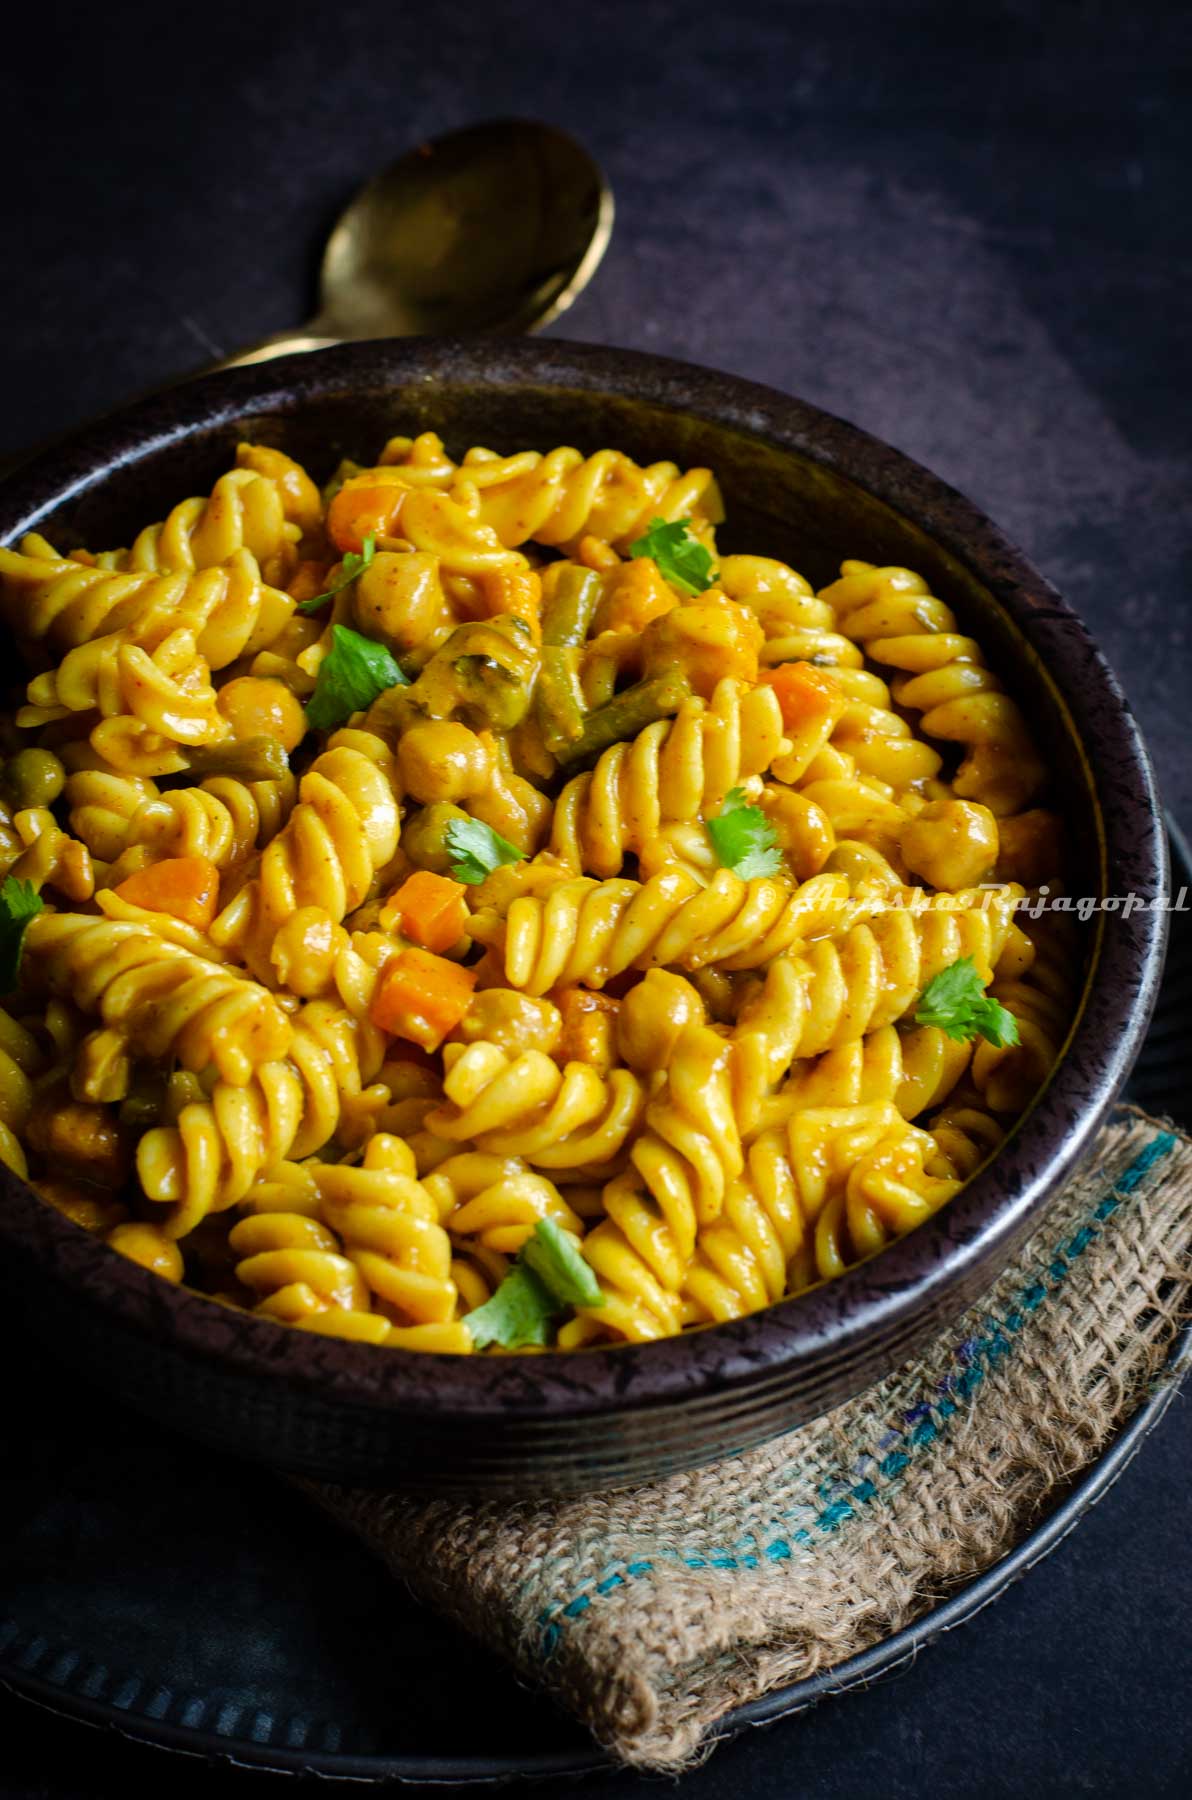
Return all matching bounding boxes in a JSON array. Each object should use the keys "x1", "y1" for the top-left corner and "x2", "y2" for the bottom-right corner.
[
  {"x1": 706, "y1": 786, "x2": 784, "y2": 879},
  {"x1": 465, "y1": 1262, "x2": 557, "y2": 1349},
  {"x1": 522, "y1": 1217, "x2": 604, "y2": 1308},
  {"x1": 914, "y1": 955, "x2": 1021, "y2": 1047},
  {"x1": 628, "y1": 517, "x2": 719, "y2": 597},
  {"x1": 465, "y1": 1219, "x2": 604, "y2": 1349},
  {"x1": 445, "y1": 815, "x2": 526, "y2": 886},
  {"x1": 0, "y1": 876, "x2": 43, "y2": 993},
  {"x1": 296, "y1": 533, "x2": 377, "y2": 614},
  {"x1": 303, "y1": 624, "x2": 406, "y2": 734}
]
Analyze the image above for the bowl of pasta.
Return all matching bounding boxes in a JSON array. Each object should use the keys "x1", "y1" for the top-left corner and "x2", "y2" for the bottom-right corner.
[{"x1": 0, "y1": 338, "x2": 1166, "y2": 1492}]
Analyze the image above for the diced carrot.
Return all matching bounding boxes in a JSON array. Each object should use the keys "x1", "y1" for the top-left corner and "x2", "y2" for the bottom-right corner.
[
  {"x1": 380, "y1": 871, "x2": 469, "y2": 954},
  {"x1": 760, "y1": 661, "x2": 845, "y2": 732},
  {"x1": 113, "y1": 856, "x2": 220, "y2": 930},
  {"x1": 552, "y1": 987, "x2": 621, "y2": 1076},
  {"x1": 369, "y1": 947, "x2": 478, "y2": 1051},
  {"x1": 326, "y1": 472, "x2": 409, "y2": 554},
  {"x1": 592, "y1": 558, "x2": 677, "y2": 635}
]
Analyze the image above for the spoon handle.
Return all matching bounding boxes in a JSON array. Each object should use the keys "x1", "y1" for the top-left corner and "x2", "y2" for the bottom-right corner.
[{"x1": 212, "y1": 325, "x2": 345, "y2": 371}]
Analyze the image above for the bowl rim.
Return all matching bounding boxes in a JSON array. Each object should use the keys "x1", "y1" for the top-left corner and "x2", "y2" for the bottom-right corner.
[{"x1": 0, "y1": 335, "x2": 1169, "y2": 1420}]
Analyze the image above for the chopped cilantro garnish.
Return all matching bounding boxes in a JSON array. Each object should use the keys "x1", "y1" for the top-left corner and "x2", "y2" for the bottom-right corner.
[
  {"x1": 465, "y1": 1219, "x2": 604, "y2": 1349},
  {"x1": 465, "y1": 1263, "x2": 557, "y2": 1350},
  {"x1": 914, "y1": 955, "x2": 1020, "y2": 1047},
  {"x1": 0, "y1": 877, "x2": 43, "y2": 993},
  {"x1": 296, "y1": 533, "x2": 377, "y2": 614},
  {"x1": 628, "y1": 517, "x2": 719, "y2": 597},
  {"x1": 706, "y1": 786, "x2": 784, "y2": 879},
  {"x1": 445, "y1": 815, "x2": 526, "y2": 886},
  {"x1": 303, "y1": 624, "x2": 406, "y2": 734},
  {"x1": 521, "y1": 1217, "x2": 604, "y2": 1308}
]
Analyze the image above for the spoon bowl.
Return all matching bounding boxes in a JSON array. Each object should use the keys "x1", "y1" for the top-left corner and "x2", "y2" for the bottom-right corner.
[{"x1": 229, "y1": 121, "x2": 613, "y2": 366}]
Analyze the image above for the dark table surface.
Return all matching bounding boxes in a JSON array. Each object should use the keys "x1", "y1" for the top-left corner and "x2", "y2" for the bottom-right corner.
[{"x1": 3, "y1": 1, "x2": 1191, "y2": 1794}]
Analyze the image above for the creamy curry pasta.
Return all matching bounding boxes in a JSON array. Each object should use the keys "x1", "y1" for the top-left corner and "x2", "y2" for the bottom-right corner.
[{"x1": 0, "y1": 433, "x2": 1074, "y2": 1351}]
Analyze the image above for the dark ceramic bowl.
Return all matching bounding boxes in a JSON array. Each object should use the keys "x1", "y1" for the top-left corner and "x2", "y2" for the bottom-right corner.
[{"x1": 0, "y1": 339, "x2": 1168, "y2": 1493}]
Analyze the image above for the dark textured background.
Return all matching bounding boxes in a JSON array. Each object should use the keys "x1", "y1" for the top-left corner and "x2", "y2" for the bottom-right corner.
[{"x1": 2, "y1": 0, "x2": 1191, "y2": 1794}]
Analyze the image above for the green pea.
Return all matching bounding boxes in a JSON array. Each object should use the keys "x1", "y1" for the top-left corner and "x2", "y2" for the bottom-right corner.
[
  {"x1": 401, "y1": 802, "x2": 470, "y2": 873},
  {"x1": 2, "y1": 748, "x2": 66, "y2": 810}
]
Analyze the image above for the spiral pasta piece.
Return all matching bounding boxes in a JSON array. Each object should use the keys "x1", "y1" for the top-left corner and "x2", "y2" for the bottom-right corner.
[
  {"x1": 479, "y1": 867, "x2": 856, "y2": 995},
  {"x1": 119, "y1": 468, "x2": 300, "y2": 584},
  {"x1": 971, "y1": 914, "x2": 1081, "y2": 1113},
  {"x1": 822, "y1": 561, "x2": 1046, "y2": 815},
  {"x1": 69, "y1": 768, "x2": 296, "y2": 874},
  {"x1": 314, "y1": 1134, "x2": 463, "y2": 1330},
  {"x1": 424, "y1": 1040, "x2": 646, "y2": 1171},
  {"x1": 229, "y1": 1161, "x2": 390, "y2": 1336},
  {"x1": 0, "y1": 1007, "x2": 43, "y2": 1177},
  {"x1": 20, "y1": 626, "x2": 227, "y2": 776},
  {"x1": 65, "y1": 767, "x2": 161, "y2": 865},
  {"x1": 786, "y1": 885, "x2": 1022, "y2": 1058},
  {"x1": 422, "y1": 1151, "x2": 583, "y2": 1254},
  {"x1": 211, "y1": 736, "x2": 400, "y2": 981},
  {"x1": 927, "y1": 1102, "x2": 1006, "y2": 1179},
  {"x1": 135, "y1": 999, "x2": 387, "y2": 1237},
  {"x1": 0, "y1": 545, "x2": 294, "y2": 669},
  {"x1": 717, "y1": 555, "x2": 859, "y2": 672},
  {"x1": 681, "y1": 1130, "x2": 808, "y2": 1323},
  {"x1": 760, "y1": 1021, "x2": 971, "y2": 1132},
  {"x1": 24, "y1": 912, "x2": 291, "y2": 1093},
  {"x1": 425, "y1": 443, "x2": 723, "y2": 553},
  {"x1": 548, "y1": 678, "x2": 786, "y2": 877},
  {"x1": 561, "y1": 1024, "x2": 742, "y2": 1345},
  {"x1": 3, "y1": 805, "x2": 94, "y2": 901},
  {"x1": 838, "y1": 1116, "x2": 962, "y2": 1267},
  {"x1": 782, "y1": 1103, "x2": 954, "y2": 1290}
]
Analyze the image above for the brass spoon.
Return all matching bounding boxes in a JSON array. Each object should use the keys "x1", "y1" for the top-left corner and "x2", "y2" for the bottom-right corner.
[{"x1": 224, "y1": 120, "x2": 614, "y2": 368}]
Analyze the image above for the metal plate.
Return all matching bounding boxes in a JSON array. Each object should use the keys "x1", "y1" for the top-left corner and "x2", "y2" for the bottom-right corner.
[{"x1": 2, "y1": 826, "x2": 1189, "y2": 1785}]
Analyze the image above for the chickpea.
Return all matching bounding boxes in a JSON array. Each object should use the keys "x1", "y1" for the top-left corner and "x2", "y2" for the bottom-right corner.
[
  {"x1": 640, "y1": 594, "x2": 763, "y2": 697},
  {"x1": 900, "y1": 799, "x2": 999, "y2": 891},
  {"x1": 617, "y1": 969, "x2": 707, "y2": 1072},
  {"x1": 2, "y1": 747, "x2": 66, "y2": 810},
  {"x1": 353, "y1": 551, "x2": 452, "y2": 652},
  {"x1": 453, "y1": 990, "x2": 563, "y2": 1058},
  {"x1": 397, "y1": 720, "x2": 493, "y2": 805},
  {"x1": 26, "y1": 1096, "x2": 129, "y2": 1187},
  {"x1": 217, "y1": 676, "x2": 307, "y2": 752}
]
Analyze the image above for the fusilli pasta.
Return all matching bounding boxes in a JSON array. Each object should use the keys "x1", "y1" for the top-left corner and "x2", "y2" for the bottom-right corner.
[{"x1": 0, "y1": 427, "x2": 1075, "y2": 1353}]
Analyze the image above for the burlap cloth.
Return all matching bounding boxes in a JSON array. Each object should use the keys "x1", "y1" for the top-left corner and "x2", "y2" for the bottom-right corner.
[{"x1": 310, "y1": 1106, "x2": 1192, "y2": 1771}]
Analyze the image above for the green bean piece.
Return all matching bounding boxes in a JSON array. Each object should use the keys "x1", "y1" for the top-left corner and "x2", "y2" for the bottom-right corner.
[
  {"x1": 555, "y1": 673, "x2": 691, "y2": 767},
  {"x1": 179, "y1": 736, "x2": 289, "y2": 782},
  {"x1": 541, "y1": 566, "x2": 603, "y2": 648},
  {"x1": 535, "y1": 649, "x2": 587, "y2": 755},
  {"x1": 1, "y1": 748, "x2": 66, "y2": 810}
]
